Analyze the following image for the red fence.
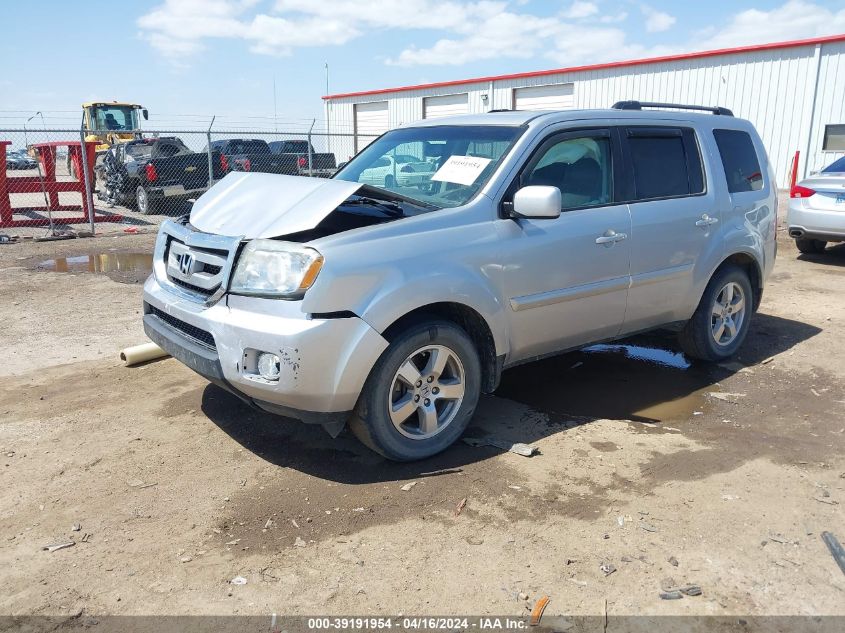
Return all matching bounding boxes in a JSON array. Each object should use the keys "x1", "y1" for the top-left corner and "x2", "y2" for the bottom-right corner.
[{"x1": 0, "y1": 140, "x2": 121, "y2": 229}]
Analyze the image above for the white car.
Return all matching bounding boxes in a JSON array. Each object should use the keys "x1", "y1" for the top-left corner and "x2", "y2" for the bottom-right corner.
[
  {"x1": 358, "y1": 154, "x2": 435, "y2": 189},
  {"x1": 788, "y1": 156, "x2": 845, "y2": 254}
]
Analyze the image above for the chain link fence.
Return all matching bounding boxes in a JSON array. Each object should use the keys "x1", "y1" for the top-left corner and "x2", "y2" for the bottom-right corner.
[{"x1": 0, "y1": 126, "x2": 357, "y2": 242}]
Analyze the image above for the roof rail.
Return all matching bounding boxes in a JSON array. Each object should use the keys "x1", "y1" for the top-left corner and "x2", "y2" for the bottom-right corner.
[
  {"x1": 487, "y1": 108, "x2": 512, "y2": 113},
  {"x1": 611, "y1": 101, "x2": 734, "y2": 116}
]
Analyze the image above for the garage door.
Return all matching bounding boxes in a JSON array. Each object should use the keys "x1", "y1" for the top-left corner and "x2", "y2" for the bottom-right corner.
[
  {"x1": 423, "y1": 93, "x2": 469, "y2": 119},
  {"x1": 513, "y1": 83, "x2": 574, "y2": 111},
  {"x1": 354, "y1": 101, "x2": 389, "y2": 152}
]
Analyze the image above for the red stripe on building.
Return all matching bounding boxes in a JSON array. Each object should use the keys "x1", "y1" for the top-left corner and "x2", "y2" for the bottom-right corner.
[{"x1": 322, "y1": 33, "x2": 845, "y2": 100}]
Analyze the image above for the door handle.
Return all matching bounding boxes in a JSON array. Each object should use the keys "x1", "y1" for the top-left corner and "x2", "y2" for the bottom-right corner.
[
  {"x1": 595, "y1": 230, "x2": 628, "y2": 245},
  {"x1": 695, "y1": 214, "x2": 719, "y2": 227}
]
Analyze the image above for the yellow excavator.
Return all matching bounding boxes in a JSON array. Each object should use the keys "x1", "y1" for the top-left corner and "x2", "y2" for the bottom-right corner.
[
  {"x1": 82, "y1": 101, "x2": 148, "y2": 151},
  {"x1": 66, "y1": 101, "x2": 148, "y2": 178}
]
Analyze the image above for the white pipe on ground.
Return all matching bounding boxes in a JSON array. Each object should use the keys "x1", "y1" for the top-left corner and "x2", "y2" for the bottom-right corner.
[{"x1": 120, "y1": 342, "x2": 169, "y2": 366}]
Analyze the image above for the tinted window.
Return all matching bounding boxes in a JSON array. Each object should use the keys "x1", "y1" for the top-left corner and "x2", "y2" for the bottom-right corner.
[
  {"x1": 627, "y1": 128, "x2": 703, "y2": 199},
  {"x1": 525, "y1": 135, "x2": 612, "y2": 210},
  {"x1": 713, "y1": 129, "x2": 763, "y2": 193},
  {"x1": 284, "y1": 141, "x2": 310, "y2": 153},
  {"x1": 823, "y1": 124, "x2": 845, "y2": 151},
  {"x1": 822, "y1": 156, "x2": 845, "y2": 173}
]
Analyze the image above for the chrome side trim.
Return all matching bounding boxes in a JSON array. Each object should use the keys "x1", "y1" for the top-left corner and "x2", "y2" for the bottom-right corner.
[
  {"x1": 629, "y1": 263, "x2": 693, "y2": 289},
  {"x1": 509, "y1": 276, "x2": 630, "y2": 312}
]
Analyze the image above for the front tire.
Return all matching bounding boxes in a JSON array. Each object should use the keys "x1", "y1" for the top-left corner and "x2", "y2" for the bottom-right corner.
[
  {"x1": 350, "y1": 319, "x2": 481, "y2": 461},
  {"x1": 795, "y1": 238, "x2": 826, "y2": 254},
  {"x1": 679, "y1": 265, "x2": 753, "y2": 362}
]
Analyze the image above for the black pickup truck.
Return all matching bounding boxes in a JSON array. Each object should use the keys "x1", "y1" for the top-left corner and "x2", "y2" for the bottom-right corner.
[
  {"x1": 268, "y1": 139, "x2": 337, "y2": 178},
  {"x1": 208, "y1": 139, "x2": 294, "y2": 176},
  {"x1": 99, "y1": 137, "x2": 226, "y2": 214}
]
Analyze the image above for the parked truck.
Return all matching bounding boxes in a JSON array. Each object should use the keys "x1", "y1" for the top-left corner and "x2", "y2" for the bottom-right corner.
[
  {"x1": 268, "y1": 139, "x2": 337, "y2": 177},
  {"x1": 99, "y1": 137, "x2": 226, "y2": 214},
  {"x1": 208, "y1": 139, "x2": 292, "y2": 176}
]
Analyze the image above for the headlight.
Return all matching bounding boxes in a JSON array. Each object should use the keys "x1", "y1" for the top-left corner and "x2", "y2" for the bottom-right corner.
[{"x1": 230, "y1": 239, "x2": 323, "y2": 299}]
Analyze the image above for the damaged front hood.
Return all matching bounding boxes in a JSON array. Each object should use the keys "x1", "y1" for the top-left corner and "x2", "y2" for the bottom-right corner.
[{"x1": 190, "y1": 172, "x2": 363, "y2": 238}]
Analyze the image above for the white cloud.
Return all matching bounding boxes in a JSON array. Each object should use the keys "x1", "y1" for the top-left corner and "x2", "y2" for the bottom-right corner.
[
  {"x1": 600, "y1": 11, "x2": 629, "y2": 24},
  {"x1": 561, "y1": 1, "x2": 599, "y2": 20},
  {"x1": 696, "y1": 0, "x2": 845, "y2": 50},
  {"x1": 137, "y1": 0, "x2": 254, "y2": 56},
  {"x1": 136, "y1": 0, "x2": 845, "y2": 72},
  {"x1": 641, "y1": 6, "x2": 676, "y2": 33}
]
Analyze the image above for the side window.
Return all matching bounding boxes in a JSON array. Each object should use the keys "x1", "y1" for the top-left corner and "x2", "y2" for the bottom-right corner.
[
  {"x1": 627, "y1": 127, "x2": 703, "y2": 200},
  {"x1": 524, "y1": 135, "x2": 612, "y2": 210},
  {"x1": 713, "y1": 129, "x2": 764, "y2": 193}
]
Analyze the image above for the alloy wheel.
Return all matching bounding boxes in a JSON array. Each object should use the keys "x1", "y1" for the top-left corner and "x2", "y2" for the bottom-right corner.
[{"x1": 388, "y1": 344, "x2": 465, "y2": 439}]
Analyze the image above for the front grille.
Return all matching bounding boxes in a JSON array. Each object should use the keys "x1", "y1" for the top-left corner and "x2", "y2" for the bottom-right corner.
[
  {"x1": 165, "y1": 237, "x2": 229, "y2": 298},
  {"x1": 170, "y1": 276, "x2": 214, "y2": 297},
  {"x1": 150, "y1": 306, "x2": 216, "y2": 350}
]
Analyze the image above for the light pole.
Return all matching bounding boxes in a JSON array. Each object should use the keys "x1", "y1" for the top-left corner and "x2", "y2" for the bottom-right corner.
[{"x1": 26, "y1": 112, "x2": 53, "y2": 232}]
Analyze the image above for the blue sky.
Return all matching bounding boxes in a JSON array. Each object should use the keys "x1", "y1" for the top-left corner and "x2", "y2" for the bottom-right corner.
[{"x1": 1, "y1": 0, "x2": 843, "y2": 129}]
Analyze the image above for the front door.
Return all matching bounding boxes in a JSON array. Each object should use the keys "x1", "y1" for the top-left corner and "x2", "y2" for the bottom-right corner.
[{"x1": 498, "y1": 128, "x2": 632, "y2": 363}]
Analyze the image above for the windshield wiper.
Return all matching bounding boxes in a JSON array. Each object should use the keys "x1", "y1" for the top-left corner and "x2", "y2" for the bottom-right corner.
[
  {"x1": 344, "y1": 196, "x2": 406, "y2": 218},
  {"x1": 358, "y1": 184, "x2": 440, "y2": 210}
]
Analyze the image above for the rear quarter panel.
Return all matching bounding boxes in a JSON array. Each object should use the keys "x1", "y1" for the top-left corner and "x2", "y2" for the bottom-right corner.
[{"x1": 707, "y1": 121, "x2": 777, "y2": 286}]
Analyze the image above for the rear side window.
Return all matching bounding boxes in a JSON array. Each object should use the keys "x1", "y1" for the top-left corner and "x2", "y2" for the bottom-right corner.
[
  {"x1": 713, "y1": 129, "x2": 764, "y2": 193},
  {"x1": 822, "y1": 156, "x2": 845, "y2": 173},
  {"x1": 626, "y1": 127, "x2": 704, "y2": 200},
  {"x1": 288, "y1": 141, "x2": 310, "y2": 153}
]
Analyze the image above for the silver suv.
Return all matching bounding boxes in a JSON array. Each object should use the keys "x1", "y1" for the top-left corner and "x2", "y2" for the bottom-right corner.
[{"x1": 143, "y1": 102, "x2": 777, "y2": 461}]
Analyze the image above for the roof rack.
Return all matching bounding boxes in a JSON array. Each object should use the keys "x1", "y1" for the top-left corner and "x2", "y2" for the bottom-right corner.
[
  {"x1": 487, "y1": 108, "x2": 513, "y2": 113},
  {"x1": 611, "y1": 101, "x2": 734, "y2": 116}
]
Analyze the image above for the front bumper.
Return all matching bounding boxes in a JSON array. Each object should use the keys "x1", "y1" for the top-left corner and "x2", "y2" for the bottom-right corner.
[
  {"x1": 787, "y1": 199, "x2": 845, "y2": 241},
  {"x1": 142, "y1": 273, "x2": 388, "y2": 424}
]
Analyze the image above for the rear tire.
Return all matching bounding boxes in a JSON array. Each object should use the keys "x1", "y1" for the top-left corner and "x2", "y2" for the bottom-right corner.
[
  {"x1": 136, "y1": 185, "x2": 157, "y2": 215},
  {"x1": 350, "y1": 319, "x2": 481, "y2": 461},
  {"x1": 679, "y1": 265, "x2": 753, "y2": 362},
  {"x1": 795, "y1": 238, "x2": 827, "y2": 254}
]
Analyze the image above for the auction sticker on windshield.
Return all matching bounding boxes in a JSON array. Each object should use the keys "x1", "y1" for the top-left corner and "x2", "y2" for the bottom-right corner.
[{"x1": 431, "y1": 155, "x2": 492, "y2": 186}]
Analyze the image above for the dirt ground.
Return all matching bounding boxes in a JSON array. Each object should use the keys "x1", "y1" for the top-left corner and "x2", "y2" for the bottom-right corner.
[{"x1": 0, "y1": 197, "x2": 843, "y2": 620}]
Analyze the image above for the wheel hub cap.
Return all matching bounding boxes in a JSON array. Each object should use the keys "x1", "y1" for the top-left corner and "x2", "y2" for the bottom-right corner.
[
  {"x1": 710, "y1": 281, "x2": 746, "y2": 347},
  {"x1": 388, "y1": 344, "x2": 465, "y2": 440}
]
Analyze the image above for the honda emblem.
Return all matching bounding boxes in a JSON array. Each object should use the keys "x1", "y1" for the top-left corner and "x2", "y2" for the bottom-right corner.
[{"x1": 178, "y1": 253, "x2": 194, "y2": 276}]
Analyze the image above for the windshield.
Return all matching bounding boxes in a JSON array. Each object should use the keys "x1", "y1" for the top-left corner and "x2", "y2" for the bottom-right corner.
[
  {"x1": 91, "y1": 106, "x2": 139, "y2": 132},
  {"x1": 822, "y1": 156, "x2": 845, "y2": 173},
  {"x1": 334, "y1": 125, "x2": 523, "y2": 208}
]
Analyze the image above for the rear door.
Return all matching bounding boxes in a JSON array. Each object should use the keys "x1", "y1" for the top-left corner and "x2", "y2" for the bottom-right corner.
[
  {"x1": 620, "y1": 124, "x2": 718, "y2": 333},
  {"x1": 498, "y1": 128, "x2": 631, "y2": 362}
]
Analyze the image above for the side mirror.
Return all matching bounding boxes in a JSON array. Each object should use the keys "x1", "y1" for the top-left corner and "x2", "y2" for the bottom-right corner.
[
  {"x1": 142, "y1": 109, "x2": 149, "y2": 121},
  {"x1": 512, "y1": 186, "x2": 561, "y2": 219}
]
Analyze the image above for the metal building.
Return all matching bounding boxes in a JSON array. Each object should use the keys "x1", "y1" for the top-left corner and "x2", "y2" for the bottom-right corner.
[{"x1": 323, "y1": 34, "x2": 845, "y2": 184}]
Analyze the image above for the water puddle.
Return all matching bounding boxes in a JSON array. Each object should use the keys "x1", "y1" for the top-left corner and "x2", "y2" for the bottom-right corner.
[
  {"x1": 497, "y1": 342, "x2": 720, "y2": 423},
  {"x1": 38, "y1": 252, "x2": 153, "y2": 274},
  {"x1": 35, "y1": 252, "x2": 152, "y2": 283}
]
